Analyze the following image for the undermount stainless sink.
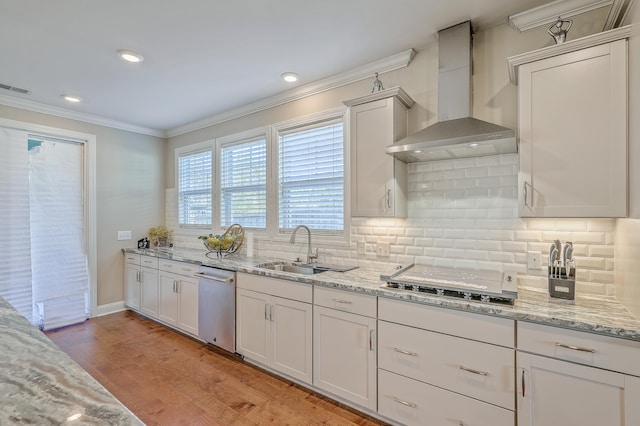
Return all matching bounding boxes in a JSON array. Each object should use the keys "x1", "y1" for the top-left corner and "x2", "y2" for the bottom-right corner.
[
  {"x1": 255, "y1": 261, "x2": 357, "y2": 275},
  {"x1": 256, "y1": 262, "x2": 324, "y2": 275}
]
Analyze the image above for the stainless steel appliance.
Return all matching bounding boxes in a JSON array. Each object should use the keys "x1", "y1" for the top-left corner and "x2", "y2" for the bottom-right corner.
[
  {"x1": 195, "y1": 266, "x2": 236, "y2": 352},
  {"x1": 381, "y1": 264, "x2": 517, "y2": 305}
]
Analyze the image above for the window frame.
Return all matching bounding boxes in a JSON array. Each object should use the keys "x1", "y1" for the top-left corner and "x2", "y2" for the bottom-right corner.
[
  {"x1": 215, "y1": 127, "x2": 270, "y2": 232},
  {"x1": 175, "y1": 140, "x2": 214, "y2": 230},
  {"x1": 271, "y1": 107, "x2": 350, "y2": 245}
]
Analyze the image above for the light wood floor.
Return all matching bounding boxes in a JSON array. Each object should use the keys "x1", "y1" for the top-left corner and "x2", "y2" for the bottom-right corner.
[{"x1": 46, "y1": 310, "x2": 387, "y2": 426}]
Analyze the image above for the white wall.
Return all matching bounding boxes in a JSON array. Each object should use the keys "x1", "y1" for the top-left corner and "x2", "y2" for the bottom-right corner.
[
  {"x1": 0, "y1": 105, "x2": 166, "y2": 306},
  {"x1": 167, "y1": 10, "x2": 621, "y2": 298}
]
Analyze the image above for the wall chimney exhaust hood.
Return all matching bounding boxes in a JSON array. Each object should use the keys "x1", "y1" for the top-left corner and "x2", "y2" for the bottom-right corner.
[{"x1": 386, "y1": 21, "x2": 517, "y2": 163}]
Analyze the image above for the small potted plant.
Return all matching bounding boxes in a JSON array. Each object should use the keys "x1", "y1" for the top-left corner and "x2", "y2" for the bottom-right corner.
[{"x1": 148, "y1": 225, "x2": 172, "y2": 247}]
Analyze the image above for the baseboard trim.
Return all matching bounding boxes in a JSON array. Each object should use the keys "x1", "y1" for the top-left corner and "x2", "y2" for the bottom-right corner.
[{"x1": 94, "y1": 301, "x2": 127, "y2": 317}]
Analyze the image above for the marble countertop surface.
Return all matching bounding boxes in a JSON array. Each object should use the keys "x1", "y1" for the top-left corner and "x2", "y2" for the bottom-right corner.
[
  {"x1": 0, "y1": 297, "x2": 143, "y2": 425},
  {"x1": 125, "y1": 247, "x2": 640, "y2": 342}
]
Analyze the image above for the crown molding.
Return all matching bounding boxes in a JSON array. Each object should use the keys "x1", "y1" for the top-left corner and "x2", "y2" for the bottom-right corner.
[
  {"x1": 166, "y1": 48, "x2": 416, "y2": 138},
  {"x1": 0, "y1": 94, "x2": 165, "y2": 138},
  {"x1": 507, "y1": 25, "x2": 632, "y2": 84},
  {"x1": 509, "y1": 0, "x2": 623, "y2": 32}
]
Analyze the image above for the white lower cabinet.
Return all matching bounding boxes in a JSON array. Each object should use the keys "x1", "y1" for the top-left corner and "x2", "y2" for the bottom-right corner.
[
  {"x1": 379, "y1": 369, "x2": 514, "y2": 426},
  {"x1": 313, "y1": 288, "x2": 377, "y2": 411},
  {"x1": 377, "y1": 297, "x2": 515, "y2": 425},
  {"x1": 517, "y1": 321, "x2": 640, "y2": 426},
  {"x1": 124, "y1": 254, "x2": 158, "y2": 317},
  {"x1": 236, "y1": 273, "x2": 312, "y2": 385},
  {"x1": 158, "y1": 260, "x2": 199, "y2": 336}
]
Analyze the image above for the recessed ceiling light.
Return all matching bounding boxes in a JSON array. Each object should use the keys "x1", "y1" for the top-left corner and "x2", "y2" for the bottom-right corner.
[
  {"x1": 117, "y1": 49, "x2": 144, "y2": 63},
  {"x1": 62, "y1": 94, "x2": 81, "y2": 103},
  {"x1": 281, "y1": 72, "x2": 299, "y2": 83}
]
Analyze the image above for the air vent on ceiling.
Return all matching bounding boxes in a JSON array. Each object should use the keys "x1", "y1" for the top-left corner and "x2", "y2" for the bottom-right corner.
[{"x1": 0, "y1": 83, "x2": 31, "y2": 95}]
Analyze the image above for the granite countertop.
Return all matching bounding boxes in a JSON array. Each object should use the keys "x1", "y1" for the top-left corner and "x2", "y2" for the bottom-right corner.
[
  {"x1": 0, "y1": 297, "x2": 143, "y2": 425},
  {"x1": 125, "y1": 247, "x2": 640, "y2": 342}
]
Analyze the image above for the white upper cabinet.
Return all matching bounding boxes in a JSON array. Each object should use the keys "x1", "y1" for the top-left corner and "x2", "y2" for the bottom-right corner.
[
  {"x1": 344, "y1": 87, "x2": 414, "y2": 218},
  {"x1": 510, "y1": 28, "x2": 630, "y2": 218}
]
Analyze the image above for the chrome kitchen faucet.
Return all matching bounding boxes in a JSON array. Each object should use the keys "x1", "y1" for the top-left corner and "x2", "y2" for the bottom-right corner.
[{"x1": 289, "y1": 225, "x2": 318, "y2": 264}]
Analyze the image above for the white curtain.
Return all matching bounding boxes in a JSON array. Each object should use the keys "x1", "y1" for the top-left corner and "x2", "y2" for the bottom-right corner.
[
  {"x1": 0, "y1": 127, "x2": 89, "y2": 329},
  {"x1": 0, "y1": 127, "x2": 33, "y2": 320},
  {"x1": 29, "y1": 138, "x2": 89, "y2": 330}
]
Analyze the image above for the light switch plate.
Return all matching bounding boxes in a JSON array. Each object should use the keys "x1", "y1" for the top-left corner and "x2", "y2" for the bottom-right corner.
[
  {"x1": 117, "y1": 230, "x2": 132, "y2": 241},
  {"x1": 357, "y1": 241, "x2": 366, "y2": 255}
]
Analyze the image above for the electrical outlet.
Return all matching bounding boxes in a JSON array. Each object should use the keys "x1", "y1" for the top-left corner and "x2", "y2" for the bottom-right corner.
[
  {"x1": 357, "y1": 241, "x2": 366, "y2": 255},
  {"x1": 376, "y1": 242, "x2": 390, "y2": 257},
  {"x1": 527, "y1": 251, "x2": 541, "y2": 270},
  {"x1": 117, "y1": 230, "x2": 132, "y2": 241}
]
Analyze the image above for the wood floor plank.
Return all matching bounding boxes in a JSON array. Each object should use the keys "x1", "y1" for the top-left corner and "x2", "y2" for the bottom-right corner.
[{"x1": 46, "y1": 310, "x2": 388, "y2": 426}]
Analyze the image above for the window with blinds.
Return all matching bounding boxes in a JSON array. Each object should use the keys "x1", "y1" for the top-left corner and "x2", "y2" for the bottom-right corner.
[
  {"x1": 178, "y1": 150, "x2": 212, "y2": 226},
  {"x1": 278, "y1": 119, "x2": 344, "y2": 232},
  {"x1": 220, "y1": 138, "x2": 267, "y2": 228}
]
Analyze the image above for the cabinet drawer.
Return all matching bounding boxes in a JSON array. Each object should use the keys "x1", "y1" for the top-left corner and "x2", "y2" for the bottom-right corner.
[
  {"x1": 379, "y1": 320, "x2": 515, "y2": 410},
  {"x1": 379, "y1": 297, "x2": 514, "y2": 347},
  {"x1": 237, "y1": 272, "x2": 312, "y2": 303},
  {"x1": 518, "y1": 321, "x2": 640, "y2": 377},
  {"x1": 378, "y1": 369, "x2": 514, "y2": 426},
  {"x1": 314, "y1": 286, "x2": 376, "y2": 318},
  {"x1": 140, "y1": 255, "x2": 159, "y2": 269},
  {"x1": 158, "y1": 259, "x2": 199, "y2": 277},
  {"x1": 124, "y1": 253, "x2": 140, "y2": 265}
]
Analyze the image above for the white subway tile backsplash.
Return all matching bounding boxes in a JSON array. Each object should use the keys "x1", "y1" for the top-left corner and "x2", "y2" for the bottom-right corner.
[{"x1": 168, "y1": 153, "x2": 617, "y2": 298}]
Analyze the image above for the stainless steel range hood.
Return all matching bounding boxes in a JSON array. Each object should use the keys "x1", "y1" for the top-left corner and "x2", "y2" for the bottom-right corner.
[{"x1": 386, "y1": 21, "x2": 517, "y2": 163}]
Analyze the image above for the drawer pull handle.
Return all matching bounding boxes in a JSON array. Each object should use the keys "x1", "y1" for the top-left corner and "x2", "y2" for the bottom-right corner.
[
  {"x1": 393, "y1": 347, "x2": 417, "y2": 357},
  {"x1": 555, "y1": 342, "x2": 596, "y2": 353},
  {"x1": 333, "y1": 298, "x2": 352, "y2": 304},
  {"x1": 459, "y1": 365, "x2": 489, "y2": 376},
  {"x1": 393, "y1": 397, "x2": 416, "y2": 409},
  {"x1": 182, "y1": 268, "x2": 191, "y2": 272}
]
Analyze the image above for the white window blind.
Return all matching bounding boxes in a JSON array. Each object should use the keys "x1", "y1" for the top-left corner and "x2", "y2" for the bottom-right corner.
[
  {"x1": 178, "y1": 150, "x2": 212, "y2": 226},
  {"x1": 28, "y1": 138, "x2": 89, "y2": 330},
  {"x1": 220, "y1": 138, "x2": 267, "y2": 228},
  {"x1": 0, "y1": 127, "x2": 33, "y2": 320},
  {"x1": 278, "y1": 119, "x2": 344, "y2": 232}
]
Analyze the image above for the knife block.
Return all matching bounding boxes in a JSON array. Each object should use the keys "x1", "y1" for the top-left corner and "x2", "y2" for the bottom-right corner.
[{"x1": 548, "y1": 266, "x2": 575, "y2": 300}]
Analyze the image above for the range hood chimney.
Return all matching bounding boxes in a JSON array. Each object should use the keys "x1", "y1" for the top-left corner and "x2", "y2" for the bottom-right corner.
[{"x1": 386, "y1": 21, "x2": 517, "y2": 163}]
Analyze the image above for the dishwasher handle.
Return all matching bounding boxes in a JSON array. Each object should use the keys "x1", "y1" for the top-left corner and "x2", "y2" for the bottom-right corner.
[{"x1": 194, "y1": 272, "x2": 234, "y2": 284}]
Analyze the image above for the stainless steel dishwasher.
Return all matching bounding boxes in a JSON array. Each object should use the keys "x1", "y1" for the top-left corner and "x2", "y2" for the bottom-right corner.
[{"x1": 195, "y1": 266, "x2": 236, "y2": 353}]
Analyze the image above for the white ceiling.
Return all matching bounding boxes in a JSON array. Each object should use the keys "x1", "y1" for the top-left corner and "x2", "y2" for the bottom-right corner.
[{"x1": 0, "y1": 0, "x2": 553, "y2": 136}]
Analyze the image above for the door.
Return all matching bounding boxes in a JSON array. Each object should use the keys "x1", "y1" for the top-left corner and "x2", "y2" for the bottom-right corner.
[
  {"x1": 518, "y1": 352, "x2": 640, "y2": 426},
  {"x1": 270, "y1": 296, "x2": 312, "y2": 384},
  {"x1": 140, "y1": 267, "x2": 159, "y2": 318},
  {"x1": 124, "y1": 263, "x2": 141, "y2": 310},
  {"x1": 177, "y1": 276, "x2": 198, "y2": 336},
  {"x1": 158, "y1": 271, "x2": 179, "y2": 326},
  {"x1": 313, "y1": 306, "x2": 377, "y2": 410},
  {"x1": 236, "y1": 288, "x2": 270, "y2": 364}
]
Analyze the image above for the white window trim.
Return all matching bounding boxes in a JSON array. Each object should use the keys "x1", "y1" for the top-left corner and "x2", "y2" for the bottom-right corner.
[
  {"x1": 270, "y1": 106, "x2": 350, "y2": 247},
  {"x1": 175, "y1": 140, "x2": 214, "y2": 230},
  {"x1": 215, "y1": 126, "x2": 270, "y2": 233}
]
